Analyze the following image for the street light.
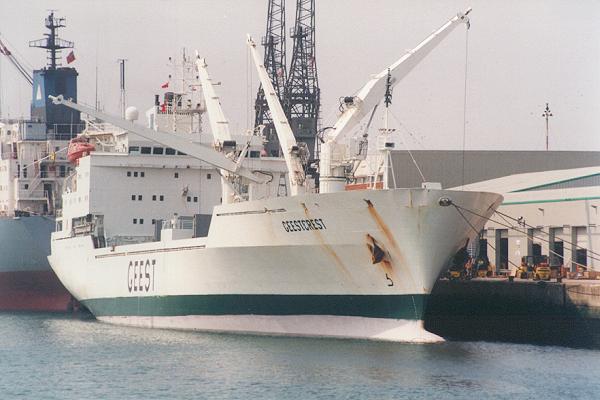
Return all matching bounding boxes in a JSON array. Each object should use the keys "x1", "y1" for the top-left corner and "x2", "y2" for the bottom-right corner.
[{"x1": 541, "y1": 102, "x2": 553, "y2": 151}]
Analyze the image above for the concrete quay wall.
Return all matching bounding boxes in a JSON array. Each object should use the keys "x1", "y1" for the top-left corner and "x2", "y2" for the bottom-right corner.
[{"x1": 425, "y1": 279, "x2": 600, "y2": 347}]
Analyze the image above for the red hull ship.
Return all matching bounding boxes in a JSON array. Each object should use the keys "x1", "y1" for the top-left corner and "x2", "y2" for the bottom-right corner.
[
  {"x1": 0, "y1": 216, "x2": 75, "y2": 312},
  {"x1": 0, "y1": 270, "x2": 73, "y2": 311}
]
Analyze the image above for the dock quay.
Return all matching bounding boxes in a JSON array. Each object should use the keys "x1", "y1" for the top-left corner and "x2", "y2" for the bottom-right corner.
[{"x1": 425, "y1": 278, "x2": 600, "y2": 347}]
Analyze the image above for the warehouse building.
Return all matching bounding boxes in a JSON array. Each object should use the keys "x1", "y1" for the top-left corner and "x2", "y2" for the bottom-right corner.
[
  {"x1": 390, "y1": 150, "x2": 600, "y2": 189},
  {"x1": 457, "y1": 166, "x2": 600, "y2": 274}
]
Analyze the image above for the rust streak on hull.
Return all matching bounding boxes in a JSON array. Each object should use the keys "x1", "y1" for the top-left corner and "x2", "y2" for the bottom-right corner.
[
  {"x1": 364, "y1": 198, "x2": 416, "y2": 286},
  {"x1": 301, "y1": 203, "x2": 353, "y2": 282},
  {"x1": 366, "y1": 233, "x2": 396, "y2": 280}
]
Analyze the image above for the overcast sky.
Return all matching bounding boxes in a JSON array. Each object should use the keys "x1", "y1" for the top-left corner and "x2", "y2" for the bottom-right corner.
[{"x1": 1, "y1": 0, "x2": 599, "y2": 151}]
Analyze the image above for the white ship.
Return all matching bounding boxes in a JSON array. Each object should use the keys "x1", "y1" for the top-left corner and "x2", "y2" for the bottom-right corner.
[{"x1": 49, "y1": 9, "x2": 502, "y2": 342}]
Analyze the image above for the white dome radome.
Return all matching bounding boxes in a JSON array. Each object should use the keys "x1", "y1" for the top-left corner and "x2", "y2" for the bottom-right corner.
[{"x1": 125, "y1": 106, "x2": 139, "y2": 121}]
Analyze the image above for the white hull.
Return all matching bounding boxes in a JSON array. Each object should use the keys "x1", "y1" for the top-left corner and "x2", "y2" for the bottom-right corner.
[{"x1": 50, "y1": 188, "x2": 502, "y2": 342}]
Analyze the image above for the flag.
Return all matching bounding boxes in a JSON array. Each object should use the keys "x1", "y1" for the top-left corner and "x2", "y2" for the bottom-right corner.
[
  {"x1": 66, "y1": 51, "x2": 75, "y2": 64},
  {"x1": 161, "y1": 81, "x2": 169, "y2": 89}
]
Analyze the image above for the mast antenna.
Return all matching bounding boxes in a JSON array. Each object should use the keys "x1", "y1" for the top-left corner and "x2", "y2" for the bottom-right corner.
[
  {"x1": 384, "y1": 68, "x2": 392, "y2": 108},
  {"x1": 118, "y1": 58, "x2": 127, "y2": 118},
  {"x1": 380, "y1": 68, "x2": 395, "y2": 189},
  {"x1": 29, "y1": 10, "x2": 73, "y2": 70}
]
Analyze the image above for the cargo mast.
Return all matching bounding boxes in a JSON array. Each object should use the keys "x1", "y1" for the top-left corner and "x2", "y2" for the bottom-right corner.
[{"x1": 286, "y1": 0, "x2": 319, "y2": 171}]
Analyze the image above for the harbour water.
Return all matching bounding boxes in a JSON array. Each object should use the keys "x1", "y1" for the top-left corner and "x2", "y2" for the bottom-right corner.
[{"x1": 1, "y1": 313, "x2": 599, "y2": 399}]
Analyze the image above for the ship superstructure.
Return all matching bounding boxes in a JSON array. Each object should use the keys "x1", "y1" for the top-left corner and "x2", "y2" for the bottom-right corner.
[
  {"x1": 57, "y1": 51, "x2": 286, "y2": 248},
  {"x1": 49, "y1": 9, "x2": 502, "y2": 341},
  {"x1": 0, "y1": 12, "x2": 81, "y2": 216}
]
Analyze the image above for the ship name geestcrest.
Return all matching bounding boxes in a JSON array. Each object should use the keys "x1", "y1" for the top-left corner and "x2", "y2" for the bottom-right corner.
[{"x1": 281, "y1": 218, "x2": 326, "y2": 233}]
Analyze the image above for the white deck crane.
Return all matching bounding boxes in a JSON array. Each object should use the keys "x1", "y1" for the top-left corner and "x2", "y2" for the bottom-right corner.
[
  {"x1": 195, "y1": 56, "x2": 232, "y2": 143},
  {"x1": 49, "y1": 95, "x2": 267, "y2": 185},
  {"x1": 247, "y1": 35, "x2": 306, "y2": 197},
  {"x1": 319, "y1": 8, "x2": 472, "y2": 193},
  {"x1": 195, "y1": 55, "x2": 239, "y2": 204}
]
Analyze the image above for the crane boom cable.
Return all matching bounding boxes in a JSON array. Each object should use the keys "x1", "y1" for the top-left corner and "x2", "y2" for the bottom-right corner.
[
  {"x1": 0, "y1": 34, "x2": 35, "y2": 70},
  {"x1": 387, "y1": 110, "x2": 426, "y2": 182},
  {"x1": 461, "y1": 27, "x2": 470, "y2": 188},
  {"x1": 0, "y1": 35, "x2": 34, "y2": 85}
]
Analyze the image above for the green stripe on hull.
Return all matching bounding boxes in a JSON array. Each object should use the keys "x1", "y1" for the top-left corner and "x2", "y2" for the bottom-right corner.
[{"x1": 82, "y1": 294, "x2": 428, "y2": 320}]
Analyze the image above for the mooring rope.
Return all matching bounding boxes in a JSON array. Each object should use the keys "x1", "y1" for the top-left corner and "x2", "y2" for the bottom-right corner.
[
  {"x1": 452, "y1": 201, "x2": 600, "y2": 267},
  {"x1": 453, "y1": 203, "x2": 521, "y2": 270}
]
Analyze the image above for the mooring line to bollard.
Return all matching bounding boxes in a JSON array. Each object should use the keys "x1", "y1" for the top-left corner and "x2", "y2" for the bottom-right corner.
[{"x1": 451, "y1": 202, "x2": 600, "y2": 267}]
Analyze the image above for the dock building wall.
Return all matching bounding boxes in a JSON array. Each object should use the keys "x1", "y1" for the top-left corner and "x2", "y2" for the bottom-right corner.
[{"x1": 390, "y1": 150, "x2": 600, "y2": 189}]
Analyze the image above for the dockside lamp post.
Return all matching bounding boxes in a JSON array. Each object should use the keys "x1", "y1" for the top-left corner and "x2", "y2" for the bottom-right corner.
[{"x1": 541, "y1": 103, "x2": 553, "y2": 151}]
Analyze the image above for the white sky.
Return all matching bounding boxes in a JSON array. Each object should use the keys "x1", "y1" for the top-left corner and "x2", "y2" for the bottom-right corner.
[{"x1": 1, "y1": 0, "x2": 600, "y2": 151}]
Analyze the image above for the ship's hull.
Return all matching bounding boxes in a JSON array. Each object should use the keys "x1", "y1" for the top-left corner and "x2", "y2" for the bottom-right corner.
[
  {"x1": 0, "y1": 216, "x2": 73, "y2": 311},
  {"x1": 49, "y1": 188, "x2": 502, "y2": 341}
]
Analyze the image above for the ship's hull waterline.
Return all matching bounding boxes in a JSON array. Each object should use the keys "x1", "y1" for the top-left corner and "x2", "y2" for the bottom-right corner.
[{"x1": 49, "y1": 188, "x2": 502, "y2": 342}]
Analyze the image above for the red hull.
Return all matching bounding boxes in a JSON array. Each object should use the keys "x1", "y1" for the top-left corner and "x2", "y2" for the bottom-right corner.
[{"x1": 0, "y1": 270, "x2": 73, "y2": 312}]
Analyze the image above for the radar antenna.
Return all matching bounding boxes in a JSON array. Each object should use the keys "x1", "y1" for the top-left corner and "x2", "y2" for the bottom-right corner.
[{"x1": 29, "y1": 11, "x2": 74, "y2": 70}]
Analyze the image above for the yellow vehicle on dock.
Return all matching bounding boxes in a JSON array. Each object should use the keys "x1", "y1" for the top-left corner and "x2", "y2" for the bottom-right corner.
[
  {"x1": 449, "y1": 269, "x2": 462, "y2": 280},
  {"x1": 475, "y1": 256, "x2": 490, "y2": 278},
  {"x1": 534, "y1": 263, "x2": 551, "y2": 281}
]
